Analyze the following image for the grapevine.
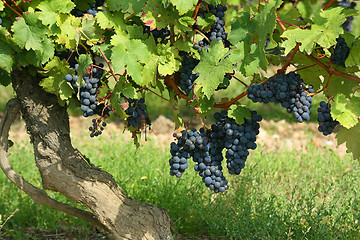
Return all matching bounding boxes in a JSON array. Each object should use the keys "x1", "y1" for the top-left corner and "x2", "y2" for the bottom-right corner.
[{"x1": 0, "y1": 0, "x2": 360, "y2": 195}]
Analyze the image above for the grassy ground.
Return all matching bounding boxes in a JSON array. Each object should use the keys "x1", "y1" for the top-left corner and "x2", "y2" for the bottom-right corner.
[{"x1": 1, "y1": 123, "x2": 359, "y2": 239}]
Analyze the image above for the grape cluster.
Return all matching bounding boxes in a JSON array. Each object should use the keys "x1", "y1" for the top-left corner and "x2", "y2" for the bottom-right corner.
[
  {"x1": 179, "y1": 54, "x2": 200, "y2": 95},
  {"x1": 247, "y1": 72, "x2": 314, "y2": 122},
  {"x1": 331, "y1": 36, "x2": 350, "y2": 67},
  {"x1": 214, "y1": 111, "x2": 262, "y2": 175},
  {"x1": 169, "y1": 130, "x2": 194, "y2": 177},
  {"x1": 79, "y1": 66, "x2": 105, "y2": 117},
  {"x1": 193, "y1": 4, "x2": 229, "y2": 54},
  {"x1": 317, "y1": 101, "x2": 339, "y2": 136},
  {"x1": 72, "y1": 0, "x2": 105, "y2": 17},
  {"x1": 88, "y1": 119, "x2": 107, "y2": 137},
  {"x1": 125, "y1": 97, "x2": 148, "y2": 128},
  {"x1": 169, "y1": 110, "x2": 262, "y2": 193},
  {"x1": 143, "y1": 26, "x2": 171, "y2": 43},
  {"x1": 338, "y1": 0, "x2": 357, "y2": 32}
]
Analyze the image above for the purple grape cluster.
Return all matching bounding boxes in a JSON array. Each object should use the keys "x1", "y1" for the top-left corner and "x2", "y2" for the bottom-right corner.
[
  {"x1": 193, "y1": 4, "x2": 229, "y2": 54},
  {"x1": 317, "y1": 101, "x2": 339, "y2": 136},
  {"x1": 71, "y1": 0, "x2": 105, "y2": 17},
  {"x1": 88, "y1": 119, "x2": 107, "y2": 138},
  {"x1": 331, "y1": 36, "x2": 350, "y2": 67},
  {"x1": 125, "y1": 98, "x2": 148, "y2": 128},
  {"x1": 169, "y1": 110, "x2": 262, "y2": 193},
  {"x1": 143, "y1": 26, "x2": 171, "y2": 43},
  {"x1": 179, "y1": 54, "x2": 200, "y2": 95},
  {"x1": 214, "y1": 111, "x2": 262, "y2": 175},
  {"x1": 247, "y1": 72, "x2": 314, "y2": 122},
  {"x1": 79, "y1": 66, "x2": 105, "y2": 117},
  {"x1": 0, "y1": 18, "x2": 3, "y2": 25},
  {"x1": 338, "y1": 0, "x2": 357, "y2": 32}
]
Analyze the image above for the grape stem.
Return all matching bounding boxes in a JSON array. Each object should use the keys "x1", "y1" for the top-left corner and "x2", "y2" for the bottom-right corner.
[
  {"x1": 194, "y1": 29, "x2": 210, "y2": 43},
  {"x1": 213, "y1": 91, "x2": 248, "y2": 109},
  {"x1": 276, "y1": 13, "x2": 287, "y2": 31},
  {"x1": 9, "y1": 0, "x2": 23, "y2": 14},
  {"x1": 226, "y1": 73, "x2": 249, "y2": 88},
  {"x1": 192, "y1": 0, "x2": 203, "y2": 19},
  {"x1": 137, "y1": 86, "x2": 170, "y2": 102},
  {"x1": 97, "y1": 46, "x2": 119, "y2": 83},
  {"x1": 309, "y1": 74, "x2": 332, "y2": 96},
  {"x1": 295, "y1": 64, "x2": 317, "y2": 72},
  {"x1": 164, "y1": 75, "x2": 191, "y2": 101},
  {"x1": 277, "y1": 42, "x2": 301, "y2": 74},
  {"x1": 2, "y1": 0, "x2": 22, "y2": 17},
  {"x1": 276, "y1": 18, "x2": 305, "y2": 30},
  {"x1": 323, "y1": 0, "x2": 337, "y2": 10},
  {"x1": 306, "y1": 55, "x2": 360, "y2": 84}
]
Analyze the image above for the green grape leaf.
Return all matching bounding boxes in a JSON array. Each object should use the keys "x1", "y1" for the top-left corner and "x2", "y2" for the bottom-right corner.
[
  {"x1": 169, "y1": 0, "x2": 197, "y2": 15},
  {"x1": 107, "y1": 0, "x2": 147, "y2": 14},
  {"x1": 0, "y1": 40, "x2": 14, "y2": 74},
  {"x1": 197, "y1": 96, "x2": 214, "y2": 115},
  {"x1": 176, "y1": 16, "x2": 195, "y2": 32},
  {"x1": 281, "y1": 7, "x2": 345, "y2": 56},
  {"x1": 142, "y1": 0, "x2": 178, "y2": 28},
  {"x1": 193, "y1": 41, "x2": 234, "y2": 98},
  {"x1": 253, "y1": 0, "x2": 282, "y2": 70},
  {"x1": 56, "y1": 14, "x2": 82, "y2": 49},
  {"x1": 72, "y1": 0, "x2": 94, "y2": 11},
  {"x1": 346, "y1": 38, "x2": 360, "y2": 67},
  {"x1": 37, "y1": 0, "x2": 75, "y2": 27},
  {"x1": 228, "y1": 11, "x2": 256, "y2": 46},
  {"x1": 81, "y1": 15, "x2": 104, "y2": 43},
  {"x1": 157, "y1": 43, "x2": 180, "y2": 76},
  {"x1": 12, "y1": 12, "x2": 51, "y2": 52},
  {"x1": 40, "y1": 58, "x2": 74, "y2": 100},
  {"x1": 110, "y1": 80, "x2": 128, "y2": 119},
  {"x1": 96, "y1": 10, "x2": 126, "y2": 31},
  {"x1": 327, "y1": 74, "x2": 358, "y2": 98},
  {"x1": 336, "y1": 123, "x2": 360, "y2": 160},
  {"x1": 0, "y1": 1, "x2": 4, "y2": 11},
  {"x1": 332, "y1": 94, "x2": 359, "y2": 129},
  {"x1": 77, "y1": 54, "x2": 93, "y2": 83},
  {"x1": 228, "y1": 105, "x2": 251, "y2": 125},
  {"x1": 111, "y1": 34, "x2": 150, "y2": 85}
]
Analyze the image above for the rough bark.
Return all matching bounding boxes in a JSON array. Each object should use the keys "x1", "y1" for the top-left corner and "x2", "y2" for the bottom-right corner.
[{"x1": 4, "y1": 68, "x2": 173, "y2": 240}]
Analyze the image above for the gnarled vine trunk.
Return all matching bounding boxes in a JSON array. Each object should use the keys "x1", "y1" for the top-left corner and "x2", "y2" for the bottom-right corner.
[{"x1": 0, "y1": 68, "x2": 173, "y2": 240}]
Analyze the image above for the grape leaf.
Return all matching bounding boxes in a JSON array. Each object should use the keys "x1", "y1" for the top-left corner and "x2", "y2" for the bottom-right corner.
[
  {"x1": 193, "y1": 41, "x2": 234, "y2": 98},
  {"x1": 12, "y1": 13, "x2": 51, "y2": 52},
  {"x1": 37, "y1": 0, "x2": 75, "y2": 27},
  {"x1": 281, "y1": 7, "x2": 345, "y2": 56},
  {"x1": 157, "y1": 43, "x2": 180, "y2": 76},
  {"x1": 332, "y1": 94, "x2": 358, "y2": 129},
  {"x1": 77, "y1": 54, "x2": 93, "y2": 83},
  {"x1": 196, "y1": 96, "x2": 214, "y2": 115},
  {"x1": 327, "y1": 74, "x2": 358, "y2": 98},
  {"x1": 96, "y1": 10, "x2": 126, "y2": 31},
  {"x1": 39, "y1": 58, "x2": 74, "y2": 100},
  {"x1": 0, "y1": 1, "x2": 4, "y2": 11},
  {"x1": 169, "y1": 0, "x2": 197, "y2": 15},
  {"x1": 142, "y1": 0, "x2": 178, "y2": 29},
  {"x1": 346, "y1": 38, "x2": 360, "y2": 67},
  {"x1": 107, "y1": 0, "x2": 147, "y2": 14},
  {"x1": 336, "y1": 123, "x2": 360, "y2": 160},
  {"x1": 81, "y1": 15, "x2": 104, "y2": 43},
  {"x1": 110, "y1": 34, "x2": 150, "y2": 85},
  {"x1": 228, "y1": 105, "x2": 251, "y2": 125},
  {"x1": 0, "y1": 40, "x2": 14, "y2": 74},
  {"x1": 55, "y1": 14, "x2": 82, "y2": 48}
]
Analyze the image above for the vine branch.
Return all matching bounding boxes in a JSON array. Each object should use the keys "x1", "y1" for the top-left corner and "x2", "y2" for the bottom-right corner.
[
  {"x1": 277, "y1": 42, "x2": 301, "y2": 74},
  {"x1": 0, "y1": 99, "x2": 106, "y2": 231},
  {"x1": 306, "y1": 55, "x2": 360, "y2": 83}
]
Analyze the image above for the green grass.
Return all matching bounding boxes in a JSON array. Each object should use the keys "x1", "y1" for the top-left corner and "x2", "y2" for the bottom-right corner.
[{"x1": 1, "y1": 124, "x2": 360, "y2": 239}]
